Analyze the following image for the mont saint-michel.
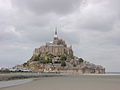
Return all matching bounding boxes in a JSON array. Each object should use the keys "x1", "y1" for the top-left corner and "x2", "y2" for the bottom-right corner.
[{"x1": 14, "y1": 29, "x2": 105, "y2": 74}]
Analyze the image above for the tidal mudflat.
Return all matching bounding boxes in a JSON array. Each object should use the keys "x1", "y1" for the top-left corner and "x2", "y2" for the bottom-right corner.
[{"x1": 0, "y1": 75, "x2": 120, "y2": 90}]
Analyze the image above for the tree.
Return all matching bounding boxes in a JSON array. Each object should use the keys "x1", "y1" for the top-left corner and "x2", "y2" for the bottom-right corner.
[
  {"x1": 73, "y1": 64, "x2": 76, "y2": 67},
  {"x1": 61, "y1": 61, "x2": 66, "y2": 67},
  {"x1": 47, "y1": 53, "x2": 55, "y2": 58},
  {"x1": 46, "y1": 59, "x2": 52, "y2": 63},
  {"x1": 59, "y1": 54, "x2": 67, "y2": 60},
  {"x1": 79, "y1": 58, "x2": 84, "y2": 63},
  {"x1": 39, "y1": 56, "x2": 45, "y2": 61},
  {"x1": 33, "y1": 56, "x2": 39, "y2": 61},
  {"x1": 40, "y1": 60, "x2": 47, "y2": 64},
  {"x1": 23, "y1": 62, "x2": 28, "y2": 67},
  {"x1": 31, "y1": 55, "x2": 53, "y2": 64}
]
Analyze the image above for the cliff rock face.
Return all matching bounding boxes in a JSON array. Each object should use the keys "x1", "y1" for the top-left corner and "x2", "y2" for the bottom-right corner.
[{"x1": 15, "y1": 30, "x2": 105, "y2": 74}]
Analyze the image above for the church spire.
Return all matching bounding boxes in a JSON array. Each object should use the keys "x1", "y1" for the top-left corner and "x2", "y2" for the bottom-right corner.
[
  {"x1": 55, "y1": 27, "x2": 57, "y2": 35},
  {"x1": 54, "y1": 27, "x2": 58, "y2": 38}
]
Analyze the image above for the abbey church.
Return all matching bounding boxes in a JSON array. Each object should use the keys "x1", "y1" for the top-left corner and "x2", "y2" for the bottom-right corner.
[{"x1": 33, "y1": 29, "x2": 73, "y2": 57}]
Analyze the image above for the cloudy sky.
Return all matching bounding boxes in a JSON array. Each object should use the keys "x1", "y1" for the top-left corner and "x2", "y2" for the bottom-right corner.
[{"x1": 0, "y1": 0, "x2": 120, "y2": 72}]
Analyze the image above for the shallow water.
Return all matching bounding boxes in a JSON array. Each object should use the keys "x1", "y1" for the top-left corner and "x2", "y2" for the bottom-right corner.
[
  {"x1": 0, "y1": 79, "x2": 33, "y2": 88},
  {"x1": 1, "y1": 75, "x2": 120, "y2": 90}
]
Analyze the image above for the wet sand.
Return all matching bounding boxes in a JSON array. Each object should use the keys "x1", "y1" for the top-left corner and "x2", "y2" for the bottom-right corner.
[
  {"x1": 0, "y1": 79, "x2": 33, "y2": 88},
  {"x1": 0, "y1": 75, "x2": 120, "y2": 90}
]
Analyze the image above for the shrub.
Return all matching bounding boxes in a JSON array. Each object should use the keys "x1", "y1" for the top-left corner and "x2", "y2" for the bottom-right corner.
[
  {"x1": 59, "y1": 54, "x2": 67, "y2": 60},
  {"x1": 61, "y1": 61, "x2": 66, "y2": 67},
  {"x1": 23, "y1": 62, "x2": 28, "y2": 66},
  {"x1": 47, "y1": 53, "x2": 55, "y2": 58},
  {"x1": 33, "y1": 56, "x2": 39, "y2": 61},
  {"x1": 79, "y1": 58, "x2": 84, "y2": 63}
]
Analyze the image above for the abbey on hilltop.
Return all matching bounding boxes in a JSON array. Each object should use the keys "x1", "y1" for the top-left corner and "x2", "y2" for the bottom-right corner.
[
  {"x1": 33, "y1": 29, "x2": 73, "y2": 57},
  {"x1": 14, "y1": 28, "x2": 105, "y2": 74}
]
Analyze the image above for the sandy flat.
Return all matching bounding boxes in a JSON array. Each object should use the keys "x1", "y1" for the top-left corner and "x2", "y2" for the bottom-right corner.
[{"x1": 0, "y1": 75, "x2": 120, "y2": 90}]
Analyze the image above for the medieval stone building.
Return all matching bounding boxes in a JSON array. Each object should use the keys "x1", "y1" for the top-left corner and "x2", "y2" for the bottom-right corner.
[{"x1": 33, "y1": 29, "x2": 73, "y2": 57}]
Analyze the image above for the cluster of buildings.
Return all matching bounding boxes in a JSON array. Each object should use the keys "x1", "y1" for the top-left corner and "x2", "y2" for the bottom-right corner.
[{"x1": 14, "y1": 29, "x2": 105, "y2": 74}]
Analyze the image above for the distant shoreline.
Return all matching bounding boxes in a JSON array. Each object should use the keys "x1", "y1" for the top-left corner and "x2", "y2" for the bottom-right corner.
[
  {"x1": 0, "y1": 72, "x2": 63, "y2": 81},
  {"x1": 0, "y1": 72, "x2": 120, "y2": 81}
]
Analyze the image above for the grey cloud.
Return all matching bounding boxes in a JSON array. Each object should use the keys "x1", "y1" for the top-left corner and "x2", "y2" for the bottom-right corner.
[
  {"x1": 62, "y1": 0, "x2": 120, "y2": 32},
  {"x1": 0, "y1": 0, "x2": 120, "y2": 72},
  {"x1": 11, "y1": 0, "x2": 83, "y2": 15}
]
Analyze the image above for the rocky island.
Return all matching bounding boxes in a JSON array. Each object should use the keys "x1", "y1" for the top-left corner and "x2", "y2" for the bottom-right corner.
[{"x1": 14, "y1": 29, "x2": 105, "y2": 74}]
